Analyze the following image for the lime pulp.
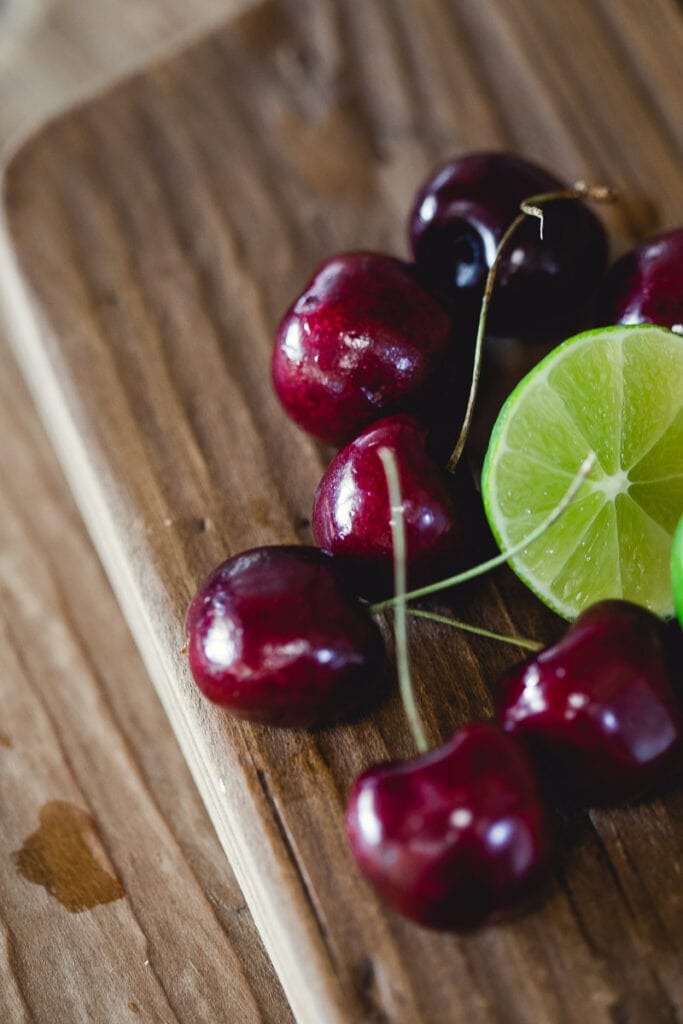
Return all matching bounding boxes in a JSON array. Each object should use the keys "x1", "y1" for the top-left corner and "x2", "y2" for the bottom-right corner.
[{"x1": 481, "y1": 325, "x2": 683, "y2": 620}]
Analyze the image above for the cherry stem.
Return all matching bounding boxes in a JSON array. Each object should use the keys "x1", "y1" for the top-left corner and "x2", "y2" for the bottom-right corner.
[
  {"x1": 369, "y1": 451, "x2": 596, "y2": 615},
  {"x1": 446, "y1": 182, "x2": 618, "y2": 475},
  {"x1": 405, "y1": 608, "x2": 543, "y2": 652},
  {"x1": 378, "y1": 446, "x2": 430, "y2": 754}
]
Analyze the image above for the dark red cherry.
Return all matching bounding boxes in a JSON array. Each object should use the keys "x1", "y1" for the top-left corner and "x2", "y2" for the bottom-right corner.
[
  {"x1": 409, "y1": 152, "x2": 608, "y2": 336},
  {"x1": 185, "y1": 546, "x2": 385, "y2": 727},
  {"x1": 312, "y1": 414, "x2": 473, "y2": 598},
  {"x1": 595, "y1": 228, "x2": 683, "y2": 331},
  {"x1": 346, "y1": 722, "x2": 553, "y2": 930},
  {"x1": 272, "y1": 252, "x2": 455, "y2": 446},
  {"x1": 497, "y1": 600, "x2": 683, "y2": 805}
]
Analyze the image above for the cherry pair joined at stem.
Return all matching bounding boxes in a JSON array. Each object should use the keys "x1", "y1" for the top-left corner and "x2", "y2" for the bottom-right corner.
[
  {"x1": 345, "y1": 448, "x2": 683, "y2": 930},
  {"x1": 185, "y1": 451, "x2": 593, "y2": 730},
  {"x1": 311, "y1": 180, "x2": 617, "y2": 600},
  {"x1": 273, "y1": 153, "x2": 613, "y2": 453}
]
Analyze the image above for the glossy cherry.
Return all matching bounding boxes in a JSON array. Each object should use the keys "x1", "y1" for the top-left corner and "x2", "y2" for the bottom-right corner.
[
  {"x1": 409, "y1": 152, "x2": 608, "y2": 336},
  {"x1": 346, "y1": 722, "x2": 553, "y2": 930},
  {"x1": 595, "y1": 228, "x2": 683, "y2": 331},
  {"x1": 272, "y1": 252, "x2": 455, "y2": 446},
  {"x1": 497, "y1": 600, "x2": 683, "y2": 805},
  {"x1": 312, "y1": 414, "x2": 476, "y2": 598},
  {"x1": 185, "y1": 546, "x2": 385, "y2": 727}
]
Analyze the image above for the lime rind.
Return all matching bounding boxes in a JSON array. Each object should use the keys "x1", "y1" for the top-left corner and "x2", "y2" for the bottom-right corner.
[
  {"x1": 482, "y1": 325, "x2": 683, "y2": 620},
  {"x1": 672, "y1": 516, "x2": 683, "y2": 627}
]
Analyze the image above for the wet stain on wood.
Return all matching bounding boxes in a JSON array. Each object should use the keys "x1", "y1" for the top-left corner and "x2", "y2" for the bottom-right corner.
[
  {"x1": 249, "y1": 498, "x2": 275, "y2": 530},
  {"x1": 14, "y1": 801, "x2": 125, "y2": 912}
]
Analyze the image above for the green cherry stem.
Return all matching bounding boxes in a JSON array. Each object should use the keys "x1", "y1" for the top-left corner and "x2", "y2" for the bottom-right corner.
[
  {"x1": 378, "y1": 446, "x2": 430, "y2": 754},
  {"x1": 370, "y1": 451, "x2": 596, "y2": 615},
  {"x1": 446, "y1": 181, "x2": 618, "y2": 475},
  {"x1": 404, "y1": 608, "x2": 543, "y2": 652}
]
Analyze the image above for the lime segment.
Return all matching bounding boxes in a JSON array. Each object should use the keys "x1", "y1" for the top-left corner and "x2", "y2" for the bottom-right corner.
[{"x1": 482, "y1": 325, "x2": 683, "y2": 620}]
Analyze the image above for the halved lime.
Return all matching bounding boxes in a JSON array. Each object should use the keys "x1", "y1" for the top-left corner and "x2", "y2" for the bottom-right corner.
[
  {"x1": 673, "y1": 516, "x2": 683, "y2": 627},
  {"x1": 481, "y1": 325, "x2": 683, "y2": 620}
]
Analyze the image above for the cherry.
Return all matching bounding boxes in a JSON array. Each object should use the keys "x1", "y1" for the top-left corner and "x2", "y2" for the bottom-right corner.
[
  {"x1": 272, "y1": 252, "x2": 455, "y2": 446},
  {"x1": 346, "y1": 722, "x2": 553, "y2": 930},
  {"x1": 496, "y1": 600, "x2": 683, "y2": 805},
  {"x1": 185, "y1": 546, "x2": 385, "y2": 727},
  {"x1": 312, "y1": 414, "x2": 478, "y2": 598},
  {"x1": 595, "y1": 228, "x2": 683, "y2": 331},
  {"x1": 408, "y1": 152, "x2": 608, "y2": 336}
]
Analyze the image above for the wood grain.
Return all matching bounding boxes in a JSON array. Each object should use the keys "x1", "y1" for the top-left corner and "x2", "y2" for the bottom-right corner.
[
  {"x1": 2, "y1": 1, "x2": 683, "y2": 1021},
  {"x1": 0, "y1": 2, "x2": 289, "y2": 1019},
  {"x1": 0, "y1": 330, "x2": 292, "y2": 1021}
]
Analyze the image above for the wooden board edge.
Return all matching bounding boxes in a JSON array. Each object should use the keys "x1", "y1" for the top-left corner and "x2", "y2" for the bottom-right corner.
[{"x1": 0, "y1": 92, "x2": 352, "y2": 1024}]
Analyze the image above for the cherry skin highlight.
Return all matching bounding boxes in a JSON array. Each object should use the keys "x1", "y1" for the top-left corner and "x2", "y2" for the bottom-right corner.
[
  {"x1": 185, "y1": 546, "x2": 385, "y2": 727},
  {"x1": 409, "y1": 152, "x2": 608, "y2": 336},
  {"x1": 595, "y1": 228, "x2": 683, "y2": 331},
  {"x1": 312, "y1": 414, "x2": 474, "y2": 598},
  {"x1": 346, "y1": 722, "x2": 553, "y2": 930},
  {"x1": 272, "y1": 252, "x2": 455, "y2": 446},
  {"x1": 496, "y1": 600, "x2": 683, "y2": 805}
]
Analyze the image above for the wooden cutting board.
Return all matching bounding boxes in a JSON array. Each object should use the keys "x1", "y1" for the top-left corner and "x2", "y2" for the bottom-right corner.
[
  {"x1": 0, "y1": 319, "x2": 292, "y2": 1023},
  {"x1": 2, "y1": 1, "x2": 682, "y2": 1021}
]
